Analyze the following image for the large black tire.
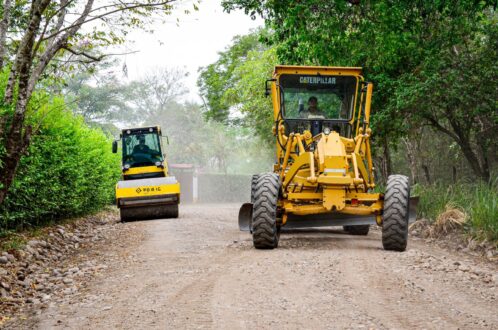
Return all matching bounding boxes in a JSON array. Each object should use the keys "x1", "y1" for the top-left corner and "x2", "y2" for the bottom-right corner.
[
  {"x1": 343, "y1": 225, "x2": 370, "y2": 235},
  {"x1": 382, "y1": 175, "x2": 410, "y2": 251},
  {"x1": 120, "y1": 204, "x2": 179, "y2": 222},
  {"x1": 250, "y1": 174, "x2": 260, "y2": 203},
  {"x1": 252, "y1": 173, "x2": 281, "y2": 249}
]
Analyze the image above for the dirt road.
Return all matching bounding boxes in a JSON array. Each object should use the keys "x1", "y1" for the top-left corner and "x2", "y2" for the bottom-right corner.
[{"x1": 23, "y1": 204, "x2": 498, "y2": 329}]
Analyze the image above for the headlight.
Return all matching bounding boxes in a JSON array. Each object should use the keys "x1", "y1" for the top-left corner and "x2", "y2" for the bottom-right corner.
[
  {"x1": 323, "y1": 127, "x2": 331, "y2": 135},
  {"x1": 155, "y1": 161, "x2": 163, "y2": 167},
  {"x1": 123, "y1": 164, "x2": 130, "y2": 170},
  {"x1": 149, "y1": 127, "x2": 153, "y2": 132}
]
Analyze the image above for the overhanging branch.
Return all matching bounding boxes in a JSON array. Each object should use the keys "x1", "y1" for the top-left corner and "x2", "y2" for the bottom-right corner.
[
  {"x1": 63, "y1": 46, "x2": 105, "y2": 61},
  {"x1": 41, "y1": 0, "x2": 177, "y2": 42}
]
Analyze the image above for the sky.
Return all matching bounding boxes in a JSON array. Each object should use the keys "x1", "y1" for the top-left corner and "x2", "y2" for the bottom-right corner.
[{"x1": 123, "y1": 1, "x2": 263, "y2": 102}]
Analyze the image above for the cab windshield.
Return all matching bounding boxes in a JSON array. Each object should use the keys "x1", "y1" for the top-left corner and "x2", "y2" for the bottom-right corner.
[
  {"x1": 280, "y1": 75, "x2": 358, "y2": 120},
  {"x1": 122, "y1": 131, "x2": 163, "y2": 167}
]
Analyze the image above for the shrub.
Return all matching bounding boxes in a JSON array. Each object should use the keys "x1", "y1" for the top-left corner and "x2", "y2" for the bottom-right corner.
[
  {"x1": 0, "y1": 88, "x2": 120, "y2": 231},
  {"x1": 414, "y1": 180, "x2": 498, "y2": 243}
]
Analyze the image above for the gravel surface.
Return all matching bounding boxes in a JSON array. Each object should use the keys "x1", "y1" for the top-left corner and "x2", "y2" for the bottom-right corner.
[{"x1": 5, "y1": 204, "x2": 498, "y2": 329}]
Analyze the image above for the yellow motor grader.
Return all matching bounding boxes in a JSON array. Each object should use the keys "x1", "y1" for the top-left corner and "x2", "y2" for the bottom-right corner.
[
  {"x1": 239, "y1": 65, "x2": 417, "y2": 250},
  {"x1": 112, "y1": 126, "x2": 180, "y2": 221}
]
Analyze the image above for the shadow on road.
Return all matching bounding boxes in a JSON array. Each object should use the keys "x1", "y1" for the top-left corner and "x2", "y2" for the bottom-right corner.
[{"x1": 276, "y1": 227, "x2": 381, "y2": 251}]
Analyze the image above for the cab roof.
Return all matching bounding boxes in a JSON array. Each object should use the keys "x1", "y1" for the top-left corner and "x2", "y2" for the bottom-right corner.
[
  {"x1": 121, "y1": 126, "x2": 161, "y2": 135},
  {"x1": 274, "y1": 65, "x2": 363, "y2": 77}
]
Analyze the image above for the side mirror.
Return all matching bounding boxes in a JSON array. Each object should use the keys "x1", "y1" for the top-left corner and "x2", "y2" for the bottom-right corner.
[
  {"x1": 162, "y1": 135, "x2": 169, "y2": 145},
  {"x1": 265, "y1": 79, "x2": 276, "y2": 97},
  {"x1": 112, "y1": 140, "x2": 118, "y2": 153}
]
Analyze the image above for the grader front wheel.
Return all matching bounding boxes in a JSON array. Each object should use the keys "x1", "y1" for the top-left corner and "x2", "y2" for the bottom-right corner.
[
  {"x1": 252, "y1": 173, "x2": 281, "y2": 249},
  {"x1": 382, "y1": 175, "x2": 410, "y2": 251}
]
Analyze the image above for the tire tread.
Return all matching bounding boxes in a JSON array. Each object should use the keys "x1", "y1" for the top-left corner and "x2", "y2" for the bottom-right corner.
[{"x1": 382, "y1": 175, "x2": 410, "y2": 251}]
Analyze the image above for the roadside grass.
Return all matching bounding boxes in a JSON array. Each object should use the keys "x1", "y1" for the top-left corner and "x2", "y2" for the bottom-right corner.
[
  {"x1": 0, "y1": 232, "x2": 27, "y2": 251},
  {"x1": 414, "y1": 178, "x2": 498, "y2": 245}
]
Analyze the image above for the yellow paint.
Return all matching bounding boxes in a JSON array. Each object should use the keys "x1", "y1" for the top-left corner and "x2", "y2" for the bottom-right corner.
[
  {"x1": 116, "y1": 182, "x2": 180, "y2": 199},
  {"x1": 123, "y1": 165, "x2": 163, "y2": 176}
]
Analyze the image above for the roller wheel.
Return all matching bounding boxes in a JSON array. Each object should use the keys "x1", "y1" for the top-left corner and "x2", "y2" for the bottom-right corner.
[
  {"x1": 120, "y1": 208, "x2": 132, "y2": 222},
  {"x1": 165, "y1": 204, "x2": 179, "y2": 218},
  {"x1": 120, "y1": 204, "x2": 179, "y2": 222},
  {"x1": 382, "y1": 175, "x2": 410, "y2": 251},
  {"x1": 343, "y1": 225, "x2": 370, "y2": 235},
  {"x1": 252, "y1": 173, "x2": 281, "y2": 249},
  {"x1": 250, "y1": 174, "x2": 260, "y2": 203}
]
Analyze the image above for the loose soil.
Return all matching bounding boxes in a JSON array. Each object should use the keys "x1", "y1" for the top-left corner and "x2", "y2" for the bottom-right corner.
[{"x1": 5, "y1": 204, "x2": 498, "y2": 329}]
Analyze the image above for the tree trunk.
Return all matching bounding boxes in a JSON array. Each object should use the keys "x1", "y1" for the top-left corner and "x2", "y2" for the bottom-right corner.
[
  {"x1": 422, "y1": 164, "x2": 431, "y2": 184},
  {"x1": 428, "y1": 113, "x2": 491, "y2": 182},
  {"x1": 457, "y1": 137, "x2": 490, "y2": 182},
  {"x1": 403, "y1": 137, "x2": 418, "y2": 184},
  {"x1": 0, "y1": 0, "x2": 12, "y2": 70},
  {"x1": 380, "y1": 136, "x2": 392, "y2": 184},
  {"x1": 0, "y1": 0, "x2": 51, "y2": 205}
]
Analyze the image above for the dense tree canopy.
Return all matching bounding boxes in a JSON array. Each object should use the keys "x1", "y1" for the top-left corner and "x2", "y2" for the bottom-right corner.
[
  {"x1": 0, "y1": 0, "x2": 186, "y2": 205},
  {"x1": 198, "y1": 32, "x2": 264, "y2": 123},
  {"x1": 221, "y1": 0, "x2": 497, "y2": 181}
]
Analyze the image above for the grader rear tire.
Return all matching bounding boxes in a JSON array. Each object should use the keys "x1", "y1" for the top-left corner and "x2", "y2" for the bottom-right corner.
[
  {"x1": 343, "y1": 225, "x2": 370, "y2": 235},
  {"x1": 382, "y1": 175, "x2": 410, "y2": 251},
  {"x1": 252, "y1": 173, "x2": 280, "y2": 249}
]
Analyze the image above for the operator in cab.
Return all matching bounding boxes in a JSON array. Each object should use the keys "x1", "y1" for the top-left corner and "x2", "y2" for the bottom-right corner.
[
  {"x1": 133, "y1": 135, "x2": 150, "y2": 154},
  {"x1": 299, "y1": 96, "x2": 326, "y2": 119}
]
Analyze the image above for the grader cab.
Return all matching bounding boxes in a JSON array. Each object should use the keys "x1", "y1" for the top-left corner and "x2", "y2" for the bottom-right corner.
[{"x1": 239, "y1": 65, "x2": 417, "y2": 250}]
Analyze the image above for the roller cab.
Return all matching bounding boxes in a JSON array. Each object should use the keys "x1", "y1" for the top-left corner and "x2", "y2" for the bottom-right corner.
[{"x1": 113, "y1": 126, "x2": 180, "y2": 221}]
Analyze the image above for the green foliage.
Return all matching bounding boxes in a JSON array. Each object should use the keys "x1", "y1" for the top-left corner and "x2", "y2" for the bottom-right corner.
[
  {"x1": 223, "y1": 0, "x2": 498, "y2": 181},
  {"x1": 0, "y1": 87, "x2": 120, "y2": 231},
  {"x1": 65, "y1": 68, "x2": 138, "y2": 126},
  {"x1": 414, "y1": 180, "x2": 498, "y2": 243},
  {"x1": 197, "y1": 30, "x2": 278, "y2": 146},
  {"x1": 198, "y1": 31, "x2": 264, "y2": 123},
  {"x1": 223, "y1": 47, "x2": 277, "y2": 144}
]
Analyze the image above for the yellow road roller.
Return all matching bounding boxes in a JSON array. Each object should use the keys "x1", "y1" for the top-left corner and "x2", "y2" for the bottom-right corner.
[
  {"x1": 239, "y1": 65, "x2": 417, "y2": 250},
  {"x1": 112, "y1": 126, "x2": 180, "y2": 221}
]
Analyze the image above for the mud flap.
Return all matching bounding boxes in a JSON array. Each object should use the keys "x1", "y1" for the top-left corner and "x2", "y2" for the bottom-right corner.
[{"x1": 238, "y1": 203, "x2": 253, "y2": 232}]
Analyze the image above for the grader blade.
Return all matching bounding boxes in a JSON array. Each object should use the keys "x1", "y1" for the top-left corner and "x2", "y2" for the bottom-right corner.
[
  {"x1": 285, "y1": 213, "x2": 377, "y2": 229},
  {"x1": 284, "y1": 196, "x2": 419, "y2": 229},
  {"x1": 238, "y1": 203, "x2": 253, "y2": 232}
]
